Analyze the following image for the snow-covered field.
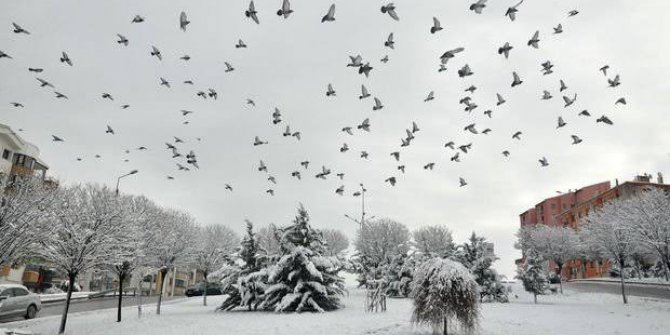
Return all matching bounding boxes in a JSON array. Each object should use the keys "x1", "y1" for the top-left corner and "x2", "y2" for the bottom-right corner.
[{"x1": 5, "y1": 283, "x2": 670, "y2": 335}]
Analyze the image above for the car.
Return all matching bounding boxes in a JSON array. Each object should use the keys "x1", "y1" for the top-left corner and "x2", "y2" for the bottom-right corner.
[
  {"x1": 185, "y1": 282, "x2": 223, "y2": 297},
  {"x1": 0, "y1": 284, "x2": 42, "y2": 321}
]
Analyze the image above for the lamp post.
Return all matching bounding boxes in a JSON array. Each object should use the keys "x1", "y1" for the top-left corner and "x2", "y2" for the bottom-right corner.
[{"x1": 115, "y1": 169, "x2": 138, "y2": 196}]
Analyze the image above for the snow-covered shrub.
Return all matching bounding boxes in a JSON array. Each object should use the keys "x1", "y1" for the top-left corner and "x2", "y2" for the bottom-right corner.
[
  {"x1": 516, "y1": 257, "x2": 548, "y2": 304},
  {"x1": 455, "y1": 232, "x2": 508, "y2": 303},
  {"x1": 411, "y1": 258, "x2": 480, "y2": 335}
]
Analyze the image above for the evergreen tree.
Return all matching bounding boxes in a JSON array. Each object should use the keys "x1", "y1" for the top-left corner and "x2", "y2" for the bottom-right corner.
[
  {"x1": 384, "y1": 252, "x2": 422, "y2": 297},
  {"x1": 455, "y1": 232, "x2": 509, "y2": 302},
  {"x1": 516, "y1": 256, "x2": 548, "y2": 304}
]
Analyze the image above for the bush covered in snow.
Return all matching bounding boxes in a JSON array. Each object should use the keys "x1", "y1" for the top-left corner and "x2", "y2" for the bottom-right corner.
[
  {"x1": 455, "y1": 232, "x2": 509, "y2": 303},
  {"x1": 516, "y1": 256, "x2": 548, "y2": 304}
]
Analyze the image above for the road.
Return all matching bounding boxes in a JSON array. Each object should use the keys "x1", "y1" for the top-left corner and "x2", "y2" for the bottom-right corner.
[
  {"x1": 565, "y1": 280, "x2": 670, "y2": 300},
  {"x1": 0, "y1": 295, "x2": 187, "y2": 324}
]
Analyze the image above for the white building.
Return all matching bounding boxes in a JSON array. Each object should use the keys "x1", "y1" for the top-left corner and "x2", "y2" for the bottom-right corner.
[{"x1": 0, "y1": 123, "x2": 49, "y2": 183}]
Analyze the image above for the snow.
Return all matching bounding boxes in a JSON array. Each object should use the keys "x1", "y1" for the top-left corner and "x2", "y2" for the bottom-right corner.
[
  {"x1": 38, "y1": 292, "x2": 94, "y2": 303},
  {"x1": 6, "y1": 283, "x2": 670, "y2": 335}
]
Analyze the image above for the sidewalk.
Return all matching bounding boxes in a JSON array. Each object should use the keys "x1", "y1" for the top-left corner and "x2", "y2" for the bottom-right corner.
[{"x1": 568, "y1": 277, "x2": 670, "y2": 287}]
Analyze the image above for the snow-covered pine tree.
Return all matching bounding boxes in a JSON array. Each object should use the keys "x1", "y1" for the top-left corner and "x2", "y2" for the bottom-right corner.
[
  {"x1": 455, "y1": 232, "x2": 508, "y2": 302},
  {"x1": 260, "y1": 204, "x2": 345, "y2": 312},
  {"x1": 384, "y1": 252, "x2": 422, "y2": 298},
  {"x1": 516, "y1": 256, "x2": 548, "y2": 304}
]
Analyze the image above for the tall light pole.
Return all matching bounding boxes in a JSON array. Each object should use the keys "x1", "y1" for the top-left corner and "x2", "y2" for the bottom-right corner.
[
  {"x1": 344, "y1": 183, "x2": 374, "y2": 231},
  {"x1": 115, "y1": 169, "x2": 138, "y2": 196}
]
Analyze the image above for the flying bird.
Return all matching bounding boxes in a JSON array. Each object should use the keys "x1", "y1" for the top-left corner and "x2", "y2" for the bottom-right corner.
[
  {"x1": 150, "y1": 46, "x2": 162, "y2": 60},
  {"x1": 496, "y1": 93, "x2": 506, "y2": 106},
  {"x1": 28, "y1": 68, "x2": 43, "y2": 73},
  {"x1": 132, "y1": 15, "x2": 145, "y2": 23},
  {"x1": 225, "y1": 62, "x2": 235, "y2": 72},
  {"x1": 277, "y1": 0, "x2": 293, "y2": 19},
  {"x1": 60, "y1": 52, "x2": 73, "y2": 66},
  {"x1": 390, "y1": 151, "x2": 400, "y2": 161},
  {"x1": 360, "y1": 151, "x2": 369, "y2": 159},
  {"x1": 322, "y1": 4, "x2": 336, "y2": 22},
  {"x1": 0, "y1": 50, "x2": 12, "y2": 59},
  {"x1": 615, "y1": 97, "x2": 626, "y2": 105},
  {"x1": 458, "y1": 64, "x2": 473, "y2": 77},
  {"x1": 347, "y1": 55, "x2": 363, "y2": 67},
  {"x1": 326, "y1": 83, "x2": 336, "y2": 96},
  {"x1": 498, "y1": 42, "x2": 513, "y2": 59},
  {"x1": 106, "y1": 125, "x2": 115, "y2": 134},
  {"x1": 596, "y1": 115, "x2": 613, "y2": 125},
  {"x1": 236, "y1": 39, "x2": 247, "y2": 48},
  {"x1": 450, "y1": 152, "x2": 460, "y2": 162},
  {"x1": 579, "y1": 110, "x2": 591, "y2": 117},
  {"x1": 557, "y1": 117, "x2": 567, "y2": 128},
  {"x1": 397, "y1": 165, "x2": 405, "y2": 173},
  {"x1": 36, "y1": 78, "x2": 53, "y2": 88},
  {"x1": 342, "y1": 127, "x2": 353, "y2": 135},
  {"x1": 246, "y1": 1, "x2": 260, "y2": 24},
  {"x1": 512, "y1": 131, "x2": 523, "y2": 140},
  {"x1": 553, "y1": 24, "x2": 563, "y2": 34},
  {"x1": 459, "y1": 177, "x2": 467, "y2": 187},
  {"x1": 10, "y1": 102, "x2": 23, "y2": 107},
  {"x1": 180, "y1": 55, "x2": 191, "y2": 61},
  {"x1": 359, "y1": 63, "x2": 373, "y2": 77},
  {"x1": 568, "y1": 10, "x2": 579, "y2": 17},
  {"x1": 160, "y1": 77, "x2": 170, "y2": 88},
  {"x1": 571, "y1": 135, "x2": 583, "y2": 144},
  {"x1": 359, "y1": 85, "x2": 371, "y2": 99},
  {"x1": 300, "y1": 161, "x2": 309, "y2": 169},
  {"x1": 469, "y1": 0, "x2": 488, "y2": 14},
  {"x1": 225, "y1": 184, "x2": 233, "y2": 191},
  {"x1": 336, "y1": 185, "x2": 345, "y2": 195},
  {"x1": 505, "y1": 0, "x2": 524, "y2": 21},
  {"x1": 266, "y1": 189, "x2": 274, "y2": 196},
  {"x1": 385, "y1": 33, "x2": 395, "y2": 49},
  {"x1": 431, "y1": 17, "x2": 443, "y2": 34},
  {"x1": 54, "y1": 92, "x2": 68, "y2": 99},
  {"x1": 440, "y1": 47, "x2": 464, "y2": 64},
  {"x1": 608, "y1": 75, "x2": 621, "y2": 87},
  {"x1": 502, "y1": 150, "x2": 510, "y2": 157},
  {"x1": 12, "y1": 22, "x2": 30, "y2": 34},
  {"x1": 424, "y1": 91, "x2": 435, "y2": 102},
  {"x1": 385, "y1": 177, "x2": 397, "y2": 186},
  {"x1": 539, "y1": 157, "x2": 549, "y2": 167},
  {"x1": 208, "y1": 88, "x2": 218, "y2": 99},
  {"x1": 52, "y1": 135, "x2": 64, "y2": 142},
  {"x1": 179, "y1": 11, "x2": 190, "y2": 31},
  {"x1": 559, "y1": 79, "x2": 568, "y2": 92},
  {"x1": 464, "y1": 123, "x2": 478, "y2": 134},
  {"x1": 116, "y1": 34, "x2": 129, "y2": 46},
  {"x1": 254, "y1": 136, "x2": 268, "y2": 146},
  {"x1": 563, "y1": 94, "x2": 577, "y2": 107},
  {"x1": 600, "y1": 65, "x2": 610, "y2": 76},
  {"x1": 291, "y1": 171, "x2": 301, "y2": 180},
  {"x1": 511, "y1": 71, "x2": 523, "y2": 87},
  {"x1": 258, "y1": 160, "x2": 267, "y2": 172},
  {"x1": 542, "y1": 90, "x2": 552, "y2": 100},
  {"x1": 424, "y1": 163, "x2": 435, "y2": 170},
  {"x1": 357, "y1": 118, "x2": 370, "y2": 131},
  {"x1": 102, "y1": 93, "x2": 114, "y2": 100},
  {"x1": 381, "y1": 3, "x2": 400, "y2": 21},
  {"x1": 438, "y1": 64, "x2": 447, "y2": 72},
  {"x1": 528, "y1": 30, "x2": 540, "y2": 48},
  {"x1": 373, "y1": 97, "x2": 384, "y2": 110},
  {"x1": 380, "y1": 55, "x2": 389, "y2": 63}
]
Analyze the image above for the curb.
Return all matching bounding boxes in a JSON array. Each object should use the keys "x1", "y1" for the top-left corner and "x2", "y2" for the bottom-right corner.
[{"x1": 567, "y1": 279, "x2": 670, "y2": 288}]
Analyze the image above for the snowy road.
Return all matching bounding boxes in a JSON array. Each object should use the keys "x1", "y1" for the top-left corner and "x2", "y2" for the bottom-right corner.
[{"x1": 565, "y1": 281, "x2": 670, "y2": 300}]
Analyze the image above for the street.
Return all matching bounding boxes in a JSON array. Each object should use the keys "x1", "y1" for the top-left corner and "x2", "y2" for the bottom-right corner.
[
  {"x1": 0, "y1": 295, "x2": 189, "y2": 324},
  {"x1": 565, "y1": 281, "x2": 670, "y2": 300}
]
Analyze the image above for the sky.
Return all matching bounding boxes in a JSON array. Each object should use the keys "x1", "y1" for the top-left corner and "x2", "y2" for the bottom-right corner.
[{"x1": 1, "y1": 0, "x2": 669, "y2": 278}]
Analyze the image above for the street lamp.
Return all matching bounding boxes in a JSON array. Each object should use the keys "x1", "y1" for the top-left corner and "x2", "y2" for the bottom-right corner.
[{"x1": 115, "y1": 169, "x2": 138, "y2": 196}]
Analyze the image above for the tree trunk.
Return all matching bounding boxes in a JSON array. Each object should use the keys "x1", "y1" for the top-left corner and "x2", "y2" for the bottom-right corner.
[
  {"x1": 137, "y1": 278, "x2": 143, "y2": 318},
  {"x1": 619, "y1": 260, "x2": 628, "y2": 304},
  {"x1": 556, "y1": 263, "x2": 564, "y2": 294},
  {"x1": 58, "y1": 272, "x2": 77, "y2": 334},
  {"x1": 117, "y1": 272, "x2": 125, "y2": 322},
  {"x1": 203, "y1": 279, "x2": 208, "y2": 306},
  {"x1": 443, "y1": 316, "x2": 448, "y2": 335},
  {"x1": 533, "y1": 292, "x2": 537, "y2": 304},
  {"x1": 156, "y1": 268, "x2": 168, "y2": 315}
]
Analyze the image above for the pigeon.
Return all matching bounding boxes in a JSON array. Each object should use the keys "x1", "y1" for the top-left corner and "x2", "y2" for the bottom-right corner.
[
  {"x1": 180, "y1": 55, "x2": 191, "y2": 61},
  {"x1": 52, "y1": 135, "x2": 64, "y2": 142},
  {"x1": 381, "y1": 3, "x2": 400, "y2": 21},
  {"x1": 54, "y1": 92, "x2": 68, "y2": 99},
  {"x1": 465, "y1": 85, "x2": 477, "y2": 93},
  {"x1": 568, "y1": 10, "x2": 579, "y2": 17},
  {"x1": 553, "y1": 24, "x2": 563, "y2": 34},
  {"x1": 283, "y1": 126, "x2": 292, "y2": 137},
  {"x1": 373, "y1": 97, "x2": 384, "y2": 111},
  {"x1": 36, "y1": 78, "x2": 54, "y2": 88},
  {"x1": 596, "y1": 115, "x2": 613, "y2": 125},
  {"x1": 347, "y1": 55, "x2": 363, "y2": 67},
  {"x1": 498, "y1": 42, "x2": 513, "y2": 59},
  {"x1": 385, "y1": 33, "x2": 395, "y2": 49},
  {"x1": 179, "y1": 11, "x2": 190, "y2": 31},
  {"x1": 470, "y1": 0, "x2": 488, "y2": 14},
  {"x1": 400, "y1": 138, "x2": 410, "y2": 147},
  {"x1": 246, "y1": 99, "x2": 256, "y2": 106},
  {"x1": 360, "y1": 151, "x2": 369, "y2": 159},
  {"x1": 315, "y1": 166, "x2": 331, "y2": 179},
  {"x1": 342, "y1": 127, "x2": 353, "y2": 135},
  {"x1": 431, "y1": 17, "x2": 443, "y2": 34},
  {"x1": 542, "y1": 90, "x2": 552, "y2": 100},
  {"x1": 272, "y1": 108, "x2": 282, "y2": 124},
  {"x1": 380, "y1": 55, "x2": 389, "y2": 63},
  {"x1": 502, "y1": 150, "x2": 510, "y2": 157},
  {"x1": 300, "y1": 161, "x2": 309, "y2": 169},
  {"x1": 326, "y1": 83, "x2": 336, "y2": 96},
  {"x1": 539, "y1": 157, "x2": 549, "y2": 167},
  {"x1": 482, "y1": 128, "x2": 492, "y2": 135},
  {"x1": 563, "y1": 94, "x2": 577, "y2": 107},
  {"x1": 0, "y1": 50, "x2": 12, "y2": 59},
  {"x1": 496, "y1": 93, "x2": 506, "y2": 106},
  {"x1": 438, "y1": 64, "x2": 447, "y2": 72},
  {"x1": 459, "y1": 177, "x2": 467, "y2": 187},
  {"x1": 171, "y1": 148, "x2": 182, "y2": 158},
  {"x1": 385, "y1": 177, "x2": 397, "y2": 186},
  {"x1": 505, "y1": 0, "x2": 524, "y2": 21},
  {"x1": 464, "y1": 102, "x2": 478, "y2": 113},
  {"x1": 60, "y1": 52, "x2": 73, "y2": 66},
  {"x1": 253, "y1": 136, "x2": 268, "y2": 146},
  {"x1": 424, "y1": 91, "x2": 435, "y2": 102},
  {"x1": 28, "y1": 68, "x2": 43, "y2": 73},
  {"x1": 236, "y1": 39, "x2": 247, "y2": 48},
  {"x1": 174, "y1": 136, "x2": 184, "y2": 143},
  {"x1": 541, "y1": 61, "x2": 554, "y2": 75},
  {"x1": 512, "y1": 131, "x2": 523, "y2": 140},
  {"x1": 160, "y1": 77, "x2": 170, "y2": 88},
  {"x1": 459, "y1": 96, "x2": 472, "y2": 105},
  {"x1": 291, "y1": 171, "x2": 301, "y2": 180},
  {"x1": 322, "y1": 4, "x2": 336, "y2": 22},
  {"x1": 336, "y1": 185, "x2": 345, "y2": 195},
  {"x1": 450, "y1": 152, "x2": 460, "y2": 162},
  {"x1": 459, "y1": 143, "x2": 473, "y2": 153},
  {"x1": 571, "y1": 135, "x2": 583, "y2": 144},
  {"x1": 266, "y1": 189, "x2": 274, "y2": 196},
  {"x1": 165, "y1": 143, "x2": 177, "y2": 150},
  {"x1": 336, "y1": 173, "x2": 344, "y2": 180},
  {"x1": 132, "y1": 15, "x2": 145, "y2": 23},
  {"x1": 292, "y1": 131, "x2": 301, "y2": 140},
  {"x1": 464, "y1": 124, "x2": 478, "y2": 134},
  {"x1": 10, "y1": 102, "x2": 24, "y2": 107},
  {"x1": 277, "y1": 0, "x2": 293, "y2": 19},
  {"x1": 357, "y1": 118, "x2": 370, "y2": 131},
  {"x1": 511, "y1": 72, "x2": 523, "y2": 87},
  {"x1": 258, "y1": 160, "x2": 267, "y2": 172},
  {"x1": 246, "y1": 1, "x2": 260, "y2": 24},
  {"x1": 557, "y1": 117, "x2": 567, "y2": 128},
  {"x1": 615, "y1": 97, "x2": 626, "y2": 105},
  {"x1": 440, "y1": 47, "x2": 464, "y2": 64},
  {"x1": 423, "y1": 163, "x2": 435, "y2": 170},
  {"x1": 12, "y1": 22, "x2": 30, "y2": 34},
  {"x1": 268, "y1": 176, "x2": 276, "y2": 184},
  {"x1": 600, "y1": 65, "x2": 609, "y2": 76},
  {"x1": 117, "y1": 34, "x2": 129, "y2": 46},
  {"x1": 528, "y1": 30, "x2": 540, "y2": 48},
  {"x1": 102, "y1": 93, "x2": 114, "y2": 100},
  {"x1": 359, "y1": 85, "x2": 371, "y2": 99},
  {"x1": 390, "y1": 151, "x2": 400, "y2": 161},
  {"x1": 608, "y1": 75, "x2": 621, "y2": 87},
  {"x1": 150, "y1": 46, "x2": 162, "y2": 60},
  {"x1": 484, "y1": 110, "x2": 493, "y2": 118},
  {"x1": 559, "y1": 79, "x2": 568, "y2": 92},
  {"x1": 397, "y1": 165, "x2": 405, "y2": 173},
  {"x1": 197, "y1": 91, "x2": 207, "y2": 99},
  {"x1": 359, "y1": 63, "x2": 373, "y2": 77},
  {"x1": 340, "y1": 143, "x2": 349, "y2": 153},
  {"x1": 225, "y1": 184, "x2": 233, "y2": 191},
  {"x1": 579, "y1": 110, "x2": 591, "y2": 117},
  {"x1": 137, "y1": 146, "x2": 148, "y2": 150},
  {"x1": 411, "y1": 122, "x2": 420, "y2": 133},
  {"x1": 458, "y1": 64, "x2": 473, "y2": 77},
  {"x1": 208, "y1": 88, "x2": 218, "y2": 99}
]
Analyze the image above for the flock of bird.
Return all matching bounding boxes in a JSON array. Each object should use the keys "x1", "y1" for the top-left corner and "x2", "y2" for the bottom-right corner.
[{"x1": 2, "y1": 1, "x2": 628, "y2": 198}]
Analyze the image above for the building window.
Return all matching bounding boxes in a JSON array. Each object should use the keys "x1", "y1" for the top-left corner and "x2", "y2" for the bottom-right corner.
[
  {"x1": 2, "y1": 149, "x2": 9, "y2": 160},
  {"x1": 175, "y1": 279, "x2": 186, "y2": 288},
  {"x1": 550, "y1": 203, "x2": 556, "y2": 209}
]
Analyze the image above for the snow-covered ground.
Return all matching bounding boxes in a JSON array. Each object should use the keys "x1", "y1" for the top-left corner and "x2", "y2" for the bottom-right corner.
[
  {"x1": 5, "y1": 283, "x2": 670, "y2": 335},
  {"x1": 38, "y1": 292, "x2": 93, "y2": 303},
  {"x1": 570, "y1": 277, "x2": 670, "y2": 286}
]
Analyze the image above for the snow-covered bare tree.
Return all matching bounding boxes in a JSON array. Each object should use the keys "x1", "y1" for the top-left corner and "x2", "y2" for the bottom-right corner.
[
  {"x1": 192, "y1": 224, "x2": 239, "y2": 306},
  {"x1": 411, "y1": 258, "x2": 480, "y2": 335},
  {"x1": 620, "y1": 188, "x2": 670, "y2": 281},
  {"x1": 321, "y1": 228, "x2": 349, "y2": 256},
  {"x1": 256, "y1": 223, "x2": 282, "y2": 258},
  {"x1": 413, "y1": 225, "x2": 455, "y2": 258},
  {"x1": 143, "y1": 208, "x2": 198, "y2": 315},
  {"x1": 354, "y1": 218, "x2": 410, "y2": 284},
  {"x1": 0, "y1": 175, "x2": 57, "y2": 266},
  {"x1": 35, "y1": 184, "x2": 131, "y2": 334},
  {"x1": 455, "y1": 232, "x2": 508, "y2": 303},
  {"x1": 526, "y1": 225, "x2": 579, "y2": 293},
  {"x1": 582, "y1": 198, "x2": 646, "y2": 304}
]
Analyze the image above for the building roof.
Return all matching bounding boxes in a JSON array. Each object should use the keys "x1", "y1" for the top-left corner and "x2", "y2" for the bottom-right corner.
[{"x1": 0, "y1": 123, "x2": 49, "y2": 169}]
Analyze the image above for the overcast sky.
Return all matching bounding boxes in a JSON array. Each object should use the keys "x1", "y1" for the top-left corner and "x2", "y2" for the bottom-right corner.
[{"x1": 1, "y1": 0, "x2": 669, "y2": 278}]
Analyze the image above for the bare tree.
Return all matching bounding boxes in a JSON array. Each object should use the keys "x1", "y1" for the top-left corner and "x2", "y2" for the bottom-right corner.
[
  {"x1": 0, "y1": 175, "x2": 57, "y2": 266},
  {"x1": 413, "y1": 225, "x2": 455, "y2": 257},
  {"x1": 354, "y1": 218, "x2": 410, "y2": 266},
  {"x1": 256, "y1": 223, "x2": 282, "y2": 257},
  {"x1": 35, "y1": 184, "x2": 131, "y2": 334},
  {"x1": 321, "y1": 228, "x2": 349, "y2": 256},
  {"x1": 525, "y1": 225, "x2": 579, "y2": 294},
  {"x1": 192, "y1": 224, "x2": 239, "y2": 306}
]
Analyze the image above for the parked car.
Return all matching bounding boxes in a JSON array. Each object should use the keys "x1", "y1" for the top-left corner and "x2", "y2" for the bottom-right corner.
[
  {"x1": 185, "y1": 282, "x2": 223, "y2": 297},
  {"x1": 0, "y1": 284, "x2": 42, "y2": 321}
]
